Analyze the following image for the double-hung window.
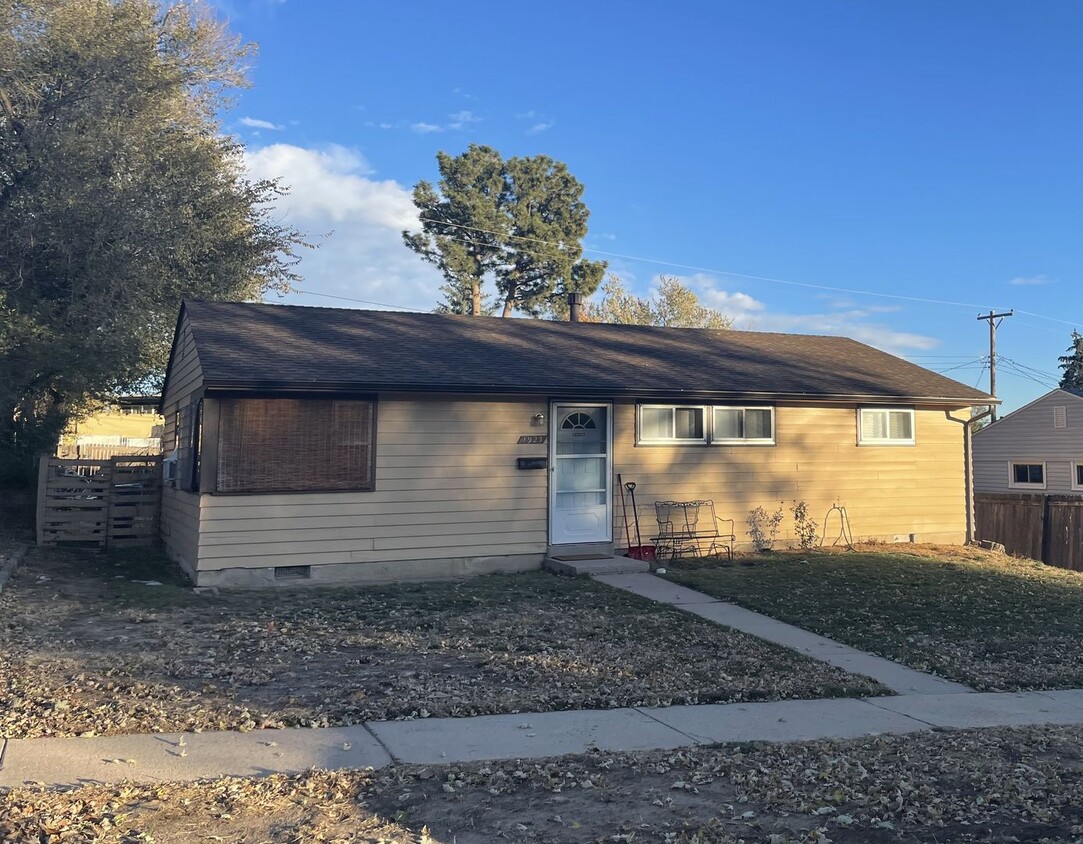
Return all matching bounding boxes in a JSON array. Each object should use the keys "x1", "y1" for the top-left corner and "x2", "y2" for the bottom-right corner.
[
  {"x1": 858, "y1": 407, "x2": 915, "y2": 445},
  {"x1": 637, "y1": 405, "x2": 775, "y2": 445}
]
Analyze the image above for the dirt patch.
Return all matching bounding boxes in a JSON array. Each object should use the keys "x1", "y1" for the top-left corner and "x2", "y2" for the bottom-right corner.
[
  {"x1": 0, "y1": 545, "x2": 884, "y2": 739},
  {"x1": 3, "y1": 725, "x2": 1082, "y2": 843}
]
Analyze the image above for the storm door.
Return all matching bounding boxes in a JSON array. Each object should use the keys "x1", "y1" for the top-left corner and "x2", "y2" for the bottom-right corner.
[{"x1": 549, "y1": 403, "x2": 612, "y2": 545}]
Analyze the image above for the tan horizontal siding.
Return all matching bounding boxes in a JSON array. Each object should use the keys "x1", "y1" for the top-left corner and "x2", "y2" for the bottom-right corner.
[
  {"x1": 195, "y1": 398, "x2": 549, "y2": 573},
  {"x1": 160, "y1": 487, "x2": 200, "y2": 578},
  {"x1": 613, "y1": 402, "x2": 967, "y2": 546}
]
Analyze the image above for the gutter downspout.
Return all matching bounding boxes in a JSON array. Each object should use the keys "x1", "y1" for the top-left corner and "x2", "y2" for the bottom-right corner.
[{"x1": 946, "y1": 406, "x2": 994, "y2": 545}]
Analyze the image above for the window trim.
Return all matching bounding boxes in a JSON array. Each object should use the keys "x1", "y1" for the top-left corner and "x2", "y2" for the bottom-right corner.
[
  {"x1": 636, "y1": 404, "x2": 708, "y2": 445},
  {"x1": 1008, "y1": 460, "x2": 1046, "y2": 490},
  {"x1": 1073, "y1": 462, "x2": 1083, "y2": 492},
  {"x1": 857, "y1": 407, "x2": 916, "y2": 446},
  {"x1": 709, "y1": 405, "x2": 776, "y2": 446}
]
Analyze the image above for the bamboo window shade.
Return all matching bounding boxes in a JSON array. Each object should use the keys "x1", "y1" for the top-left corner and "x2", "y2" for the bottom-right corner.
[{"x1": 217, "y1": 399, "x2": 374, "y2": 493}]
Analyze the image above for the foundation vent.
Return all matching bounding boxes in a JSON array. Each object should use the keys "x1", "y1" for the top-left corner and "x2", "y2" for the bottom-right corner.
[{"x1": 274, "y1": 565, "x2": 312, "y2": 581}]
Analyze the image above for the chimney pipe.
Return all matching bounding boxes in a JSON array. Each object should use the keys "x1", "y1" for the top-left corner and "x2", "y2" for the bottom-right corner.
[{"x1": 568, "y1": 291, "x2": 583, "y2": 322}]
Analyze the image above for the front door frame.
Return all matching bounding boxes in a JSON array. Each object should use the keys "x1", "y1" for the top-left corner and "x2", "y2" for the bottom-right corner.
[{"x1": 548, "y1": 400, "x2": 614, "y2": 546}]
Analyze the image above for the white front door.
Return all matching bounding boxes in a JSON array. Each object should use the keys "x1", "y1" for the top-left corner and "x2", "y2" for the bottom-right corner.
[{"x1": 550, "y1": 403, "x2": 612, "y2": 546}]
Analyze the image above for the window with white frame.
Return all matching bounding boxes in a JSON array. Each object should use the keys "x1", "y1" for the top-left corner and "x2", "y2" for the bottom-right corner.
[
  {"x1": 636, "y1": 404, "x2": 775, "y2": 445},
  {"x1": 711, "y1": 406, "x2": 775, "y2": 444},
  {"x1": 1008, "y1": 461, "x2": 1045, "y2": 489},
  {"x1": 858, "y1": 407, "x2": 915, "y2": 445},
  {"x1": 1072, "y1": 462, "x2": 1083, "y2": 491},
  {"x1": 638, "y1": 405, "x2": 706, "y2": 444}
]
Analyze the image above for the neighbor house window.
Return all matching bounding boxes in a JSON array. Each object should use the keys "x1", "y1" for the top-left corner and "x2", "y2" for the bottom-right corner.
[
  {"x1": 712, "y1": 406, "x2": 775, "y2": 444},
  {"x1": 1073, "y1": 463, "x2": 1083, "y2": 492},
  {"x1": 638, "y1": 405, "x2": 706, "y2": 444},
  {"x1": 1008, "y1": 462, "x2": 1045, "y2": 489},
  {"x1": 858, "y1": 407, "x2": 915, "y2": 445},
  {"x1": 217, "y1": 398, "x2": 375, "y2": 493}
]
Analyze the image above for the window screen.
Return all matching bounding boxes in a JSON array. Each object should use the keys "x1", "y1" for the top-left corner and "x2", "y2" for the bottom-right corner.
[{"x1": 217, "y1": 398, "x2": 375, "y2": 493}]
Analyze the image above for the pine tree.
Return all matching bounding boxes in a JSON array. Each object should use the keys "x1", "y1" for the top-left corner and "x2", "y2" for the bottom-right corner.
[{"x1": 1058, "y1": 331, "x2": 1083, "y2": 390}]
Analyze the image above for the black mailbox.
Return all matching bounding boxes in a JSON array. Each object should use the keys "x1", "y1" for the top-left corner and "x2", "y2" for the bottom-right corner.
[{"x1": 516, "y1": 457, "x2": 548, "y2": 470}]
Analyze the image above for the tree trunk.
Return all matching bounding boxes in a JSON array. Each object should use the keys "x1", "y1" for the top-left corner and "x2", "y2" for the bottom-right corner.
[
  {"x1": 501, "y1": 298, "x2": 514, "y2": 318},
  {"x1": 471, "y1": 280, "x2": 481, "y2": 316}
]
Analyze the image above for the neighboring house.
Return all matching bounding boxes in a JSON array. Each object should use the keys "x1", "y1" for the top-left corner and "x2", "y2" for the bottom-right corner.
[
  {"x1": 159, "y1": 300, "x2": 990, "y2": 587},
  {"x1": 58, "y1": 396, "x2": 164, "y2": 459},
  {"x1": 973, "y1": 388, "x2": 1083, "y2": 495}
]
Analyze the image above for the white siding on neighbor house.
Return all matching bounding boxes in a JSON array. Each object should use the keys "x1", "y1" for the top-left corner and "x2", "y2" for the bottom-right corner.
[
  {"x1": 973, "y1": 389, "x2": 1083, "y2": 494},
  {"x1": 612, "y1": 402, "x2": 970, "y2": 547},
  {"x1": 195, "y1": 397, "x2": 550, "y2": 571},
  {"x1": 159, "y1": 315, "x2": 203, "y2": 574}
]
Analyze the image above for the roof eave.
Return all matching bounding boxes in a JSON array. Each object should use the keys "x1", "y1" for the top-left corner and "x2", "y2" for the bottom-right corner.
[{"x1": 201, "y1": 378, "x2": 994, "y2": 406}]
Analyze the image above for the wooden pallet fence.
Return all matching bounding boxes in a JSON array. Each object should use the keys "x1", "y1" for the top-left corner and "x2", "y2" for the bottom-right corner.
[
  {"x1": 975, "y1": 492, "x2": 1083, "y2": 572},
  {"x1": 37, "y1": 456, "x2": 162, "y2": 548}
]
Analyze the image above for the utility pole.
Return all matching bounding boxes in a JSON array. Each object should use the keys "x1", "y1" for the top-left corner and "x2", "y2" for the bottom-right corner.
[{"x1": 977, "y1": 309, "x2": 1013, "y2": 420}]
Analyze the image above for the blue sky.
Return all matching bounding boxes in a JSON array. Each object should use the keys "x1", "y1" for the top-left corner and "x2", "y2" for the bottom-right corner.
[{"x1": 220, "y1": 0, "x2": 1083, "y2": 413}]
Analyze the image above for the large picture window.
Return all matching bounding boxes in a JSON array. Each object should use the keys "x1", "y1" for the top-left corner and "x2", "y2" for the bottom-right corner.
[
  {"x1": 217, "y1": 398, "x2": 375, "y2": 493},
  {"x1": 858, "y1": 407, "x2": 915, "y2": 445},
  {"x1": 636, "y1": 404, "x2": 774, "y2": 445}
]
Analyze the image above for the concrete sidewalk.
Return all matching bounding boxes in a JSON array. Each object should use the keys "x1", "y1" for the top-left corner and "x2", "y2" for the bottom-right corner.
[
  {"x1": 595, "y1": 573, "x2": 973, "y2": 695},
  {"x1": 3, "y1": 689, "x2": 1082, "y2": 788}
]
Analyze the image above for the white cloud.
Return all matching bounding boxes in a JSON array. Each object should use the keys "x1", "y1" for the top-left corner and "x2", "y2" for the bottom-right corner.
[
  {"x1": 449, "y1": 110, "x2": 480, "y2": 124},
  {"x1": 239, "y1": 116, "x2": 283, "y2": 131},
  {"x1": 411, "y1": 122, "x2": 444, "y2": 134},
  {"x1": 527, "y1": 121, "x2": 554, "y2": 135},
  {"x1": 244, "y1": 144, "x2": 442, "y2": 311},
  {"x1": 1009, "y1": 274, "x2": 1050, "y2": 286}
]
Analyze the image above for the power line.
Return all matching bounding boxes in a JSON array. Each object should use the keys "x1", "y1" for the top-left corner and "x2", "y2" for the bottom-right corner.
[
  {"x1": 414, "y1": 219, "x2": 1083, "y2": 336},
  {"x1": 290, "y1": 289, "x2": 429, "y2": 312},
  {"x1": 417, "y1": 217, "x2": 1014, "y2": 313},
  {"x1": 933, "y1": 359, "x2": 985, "y2": 374}
]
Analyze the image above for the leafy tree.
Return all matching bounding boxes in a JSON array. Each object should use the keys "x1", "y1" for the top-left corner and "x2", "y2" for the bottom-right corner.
[
  {"x1": 1058, "y1": 330, "x2": 1083, "y2": 390},
  {"x1": 0, "y1": 0, "x2": 305, "y2": 483},
  {"x1": 582, "y1": 275, "x2": 734, "y2": 329},
  {"x1": 403, "y1": 144, "x2": 606, "y2": 317}
]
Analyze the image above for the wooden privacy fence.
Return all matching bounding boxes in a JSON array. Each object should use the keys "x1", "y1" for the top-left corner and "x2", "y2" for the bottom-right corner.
[
  {"x1": 37, "y1": 456, "x2": 162, "y2": 548},
  {"x1": 975, "y1": 492, "x2": 1083, "y2": 572}
]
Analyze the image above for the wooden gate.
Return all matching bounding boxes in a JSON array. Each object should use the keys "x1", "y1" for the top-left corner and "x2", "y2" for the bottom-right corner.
[
  {"x1": 36, "y1": 456, "x2": 162, "y2": 548},
  {"x1": 975, "y1": 492, "x2": 1083, "y2": 572}
]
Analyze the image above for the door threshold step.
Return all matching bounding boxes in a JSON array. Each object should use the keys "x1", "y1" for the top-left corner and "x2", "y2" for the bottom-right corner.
[{"x1": 544, "y1": 556, "x2": 651, "y2": 576}]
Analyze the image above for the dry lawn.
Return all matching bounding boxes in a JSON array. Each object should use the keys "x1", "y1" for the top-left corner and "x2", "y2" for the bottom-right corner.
[
  {"x1": 666, "y1": 544, "x2": 1083, "y2": 691},
  {"x1": 3, "y1": 725, "x2": 1082, "y2": 843},
  {"x1": 0, "y1": 546, "x2": 884, "y2": 740}
]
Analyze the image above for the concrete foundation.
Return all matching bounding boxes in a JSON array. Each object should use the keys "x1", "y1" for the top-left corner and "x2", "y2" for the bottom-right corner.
[{"x1": 193, "y1": 552, "x2": 544, "y2": 588}]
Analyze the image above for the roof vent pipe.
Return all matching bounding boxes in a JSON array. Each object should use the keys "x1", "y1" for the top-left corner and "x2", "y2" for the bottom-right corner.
[{"x1": 568, "y1": 292, "x2": 583, "y2": 322}]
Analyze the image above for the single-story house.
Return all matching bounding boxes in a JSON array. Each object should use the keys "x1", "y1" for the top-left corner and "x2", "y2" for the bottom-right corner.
[
  {"x1": 973, "y1": 388, "x2": 1083, "y2": 494},
  {"x1": 159, "y1": 299, "x2": 991, "y2": 587}
]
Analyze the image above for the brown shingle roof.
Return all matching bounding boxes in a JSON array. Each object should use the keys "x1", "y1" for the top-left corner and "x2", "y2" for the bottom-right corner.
[{"x1": 177, "y1": 300, "x2": 991, "y2": 404}]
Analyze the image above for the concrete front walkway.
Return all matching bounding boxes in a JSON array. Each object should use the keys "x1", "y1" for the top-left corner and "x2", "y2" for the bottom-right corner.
[
  {"x1": 3, "y1": 689, "x2": 1083, "y2": 788},
  {"x1": 595, "y1": 573, "x2": 973, "y2": 695}
]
